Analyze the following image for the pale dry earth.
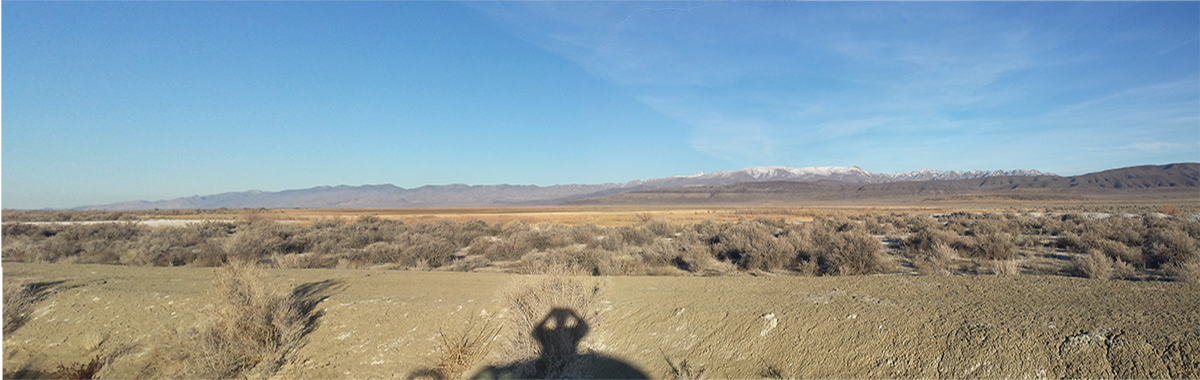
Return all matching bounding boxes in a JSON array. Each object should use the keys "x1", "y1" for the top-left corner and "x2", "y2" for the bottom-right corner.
[{"x1": 3, "y1": 263, "x2": 1198, "y2": 379}]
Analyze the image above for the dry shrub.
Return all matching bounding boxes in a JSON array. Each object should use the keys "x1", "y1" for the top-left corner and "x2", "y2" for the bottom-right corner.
[
  {"x1": 863, "y1": 217, "x2": 891, "y2": 235},
  {"x1": 412, "y1": 315, "x2": 501, "y2": 380},
  {"x1": 1, "y1": 239, "x2": 33, "y2": 263},
  {"x1": 147, "y1": 261, "x2": 314, "y2": 379},
  {"x1": 1036, "y1": 216, "x2": 1069, "y2": 237},
  {"x1": 122, "y1": 224, "x2": 230, "y2": 267},
  {"x1": 713, "y1": 222, "x2": 794, "y2": 272},
  {"x1": 1085, "y1": 237, "x2": 1143, "y2": 264},
  {"x1": 568, "y1": 224, "x2": 604, "y2": 245},
  {"x1": 497, "y1": 276, "x2": 607, "y2": 378},
  {"x1": 54, "y1": 355, "x2": 105, "y2": 380},
  {"x1": 593, "y1": 231, "x2": 626, "y2": 251},
  {"x1": 223, "y1": 223, "x2": 287, "y2": 261},
  {"x1": 1164, "y1": 262, "x2": 1200, "y2": 284},
  {"x1": 814, "y1": 216, "x2": 866, "y2": 235},
  {"x1": 970, "y1": 218, "x2": 1018, "y2": 236},
  {"x1": 904, "y1": 228, "x2": 964, "y2": 254},
  {"x1": 4, "y1": 280, "x2": 62, "y2": 335},
  {"x1": 9, "y1": 223, "x2": 143, "y2": 263},
  {"x1": 915, "y1": 242, "x2": 957, "y2": 276},
  {"x1": 795, "y1": 260, "x2": 820, "y2": 276},
  {"x1": 363, "y1": 241, "x2": 403, "y2": 264},
  {"x1": 4, "y1": 281, "x2": 37, "y2": 336},
  {"x1": 690, "y1": 220, "x2": 722, "y2": 239},
  {"x1": 472, "y1": 236, "x2": 532, "y2": 262},
  {"x1": 523, "y1": 247, "x2": 647, "y2": 276},
  {"x1": 270, "y1": 253, "x2": 336, "y2": 269},
  {"x1": 972, "y1": 232, "x2": 1016, "y2": 260},
  {"x1": 671, "y1": 242, "x2": 717, "y2": 274},
  {"x1": 635, "y1": 241, "x2": 678, "y2": 268},
  {"x1": 989, "y1": 259, "x2": 1019, "y2": 275},
  {"x1": 664, "y1": 355, "x2": 707, "y2": 380},
  {"x1": 1145, "y1": 228, "x2": 1200, "y2": 268},
  {"x1": 517, "y1": 248, "x2": 599, "y2": 276},
  {"x1": 394, "y1": 233, "x2": 457, "y2": 268},
  {"x1": 425, "y1": 220, "x2": 490, "y2": 248},
  {"x1": 899, "y1": 214, "x2": 938, "y2": 234},
  {"x1": 821, "y1": 230, "x2": 891, "y2": 275},
  {"x1": 643, "y1": 219, "x2": 679, "y2": 238},
  {"x1": 617, "y1": 226, "x2": 657, "y2": 247},
  {"x1": 519, "y1": 225, "x2": 576, "y2": 252},
  {"x1": 1013, "y1": 234, "x2": 1040, "y2": 249},
  {"x1": 1160, "y1": 204, "x2": 1184, "y2": 216},
  {"x1": 1072, "y1": 251, "x2": 1113, "y2": 280},
  {"x1": 1056, "y1": 232, "x2": 1086, "y2": 252},
  {"x1": 448, "y1": 256, "x2": 491, "y2": 273},
  {"x1": 599, "y1": 252, "x2": 650, "y2": 276},
  {"x1": 1112, "y1": 259, "x2": 1138, "y2": 280},
  {"x1": 1091, "y1": 217, "x2": 1147, "y2": 247}
]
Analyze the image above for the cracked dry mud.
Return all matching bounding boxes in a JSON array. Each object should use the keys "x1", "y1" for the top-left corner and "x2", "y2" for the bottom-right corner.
[{"x1": 3, "y1": 263, "x2": 1198, "y2": 379}]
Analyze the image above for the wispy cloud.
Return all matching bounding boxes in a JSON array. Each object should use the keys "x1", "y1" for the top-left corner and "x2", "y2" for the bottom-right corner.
[
  {"x1": 1129, "y1": 142, "x2": 1191, "y2": 153},
  {"x1": 475, "y1": 2, "x2": 1198, "y2": 172}
]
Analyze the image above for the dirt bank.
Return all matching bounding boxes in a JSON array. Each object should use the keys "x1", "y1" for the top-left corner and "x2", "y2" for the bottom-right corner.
[{"x1": 3, "y1": 263, "x2": 1198, "y2": 379}]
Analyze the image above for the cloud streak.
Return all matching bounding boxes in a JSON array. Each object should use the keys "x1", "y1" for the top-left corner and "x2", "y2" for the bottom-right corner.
[{"x1": 474, "y1": 2, "x2": 1197, "y2": 173}]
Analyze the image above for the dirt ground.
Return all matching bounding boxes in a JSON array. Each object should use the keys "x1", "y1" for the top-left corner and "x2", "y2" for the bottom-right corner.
[{"x1": 3, "y1": 262, "x2": 1198, "y2": 379}]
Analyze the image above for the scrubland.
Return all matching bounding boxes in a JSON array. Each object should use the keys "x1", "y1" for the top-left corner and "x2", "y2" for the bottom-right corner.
[
  {"x1": 3, "y1": 208, "x2": 1199, "y2": 379},
  {"x1": 4, "y1": 209, "x2": 1198, "y2": 282}
]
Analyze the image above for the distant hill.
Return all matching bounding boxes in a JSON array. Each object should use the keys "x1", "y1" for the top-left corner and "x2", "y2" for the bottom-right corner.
[
  {"x1": 76, "y1": 165, "x2": 1069, "y2": 210},
  {"x1": 569, "y1": 163, "x2": 1200, "y2": 205},
  {"x1": 80, "y1": 183, "x2": 635, "y2": 210}
]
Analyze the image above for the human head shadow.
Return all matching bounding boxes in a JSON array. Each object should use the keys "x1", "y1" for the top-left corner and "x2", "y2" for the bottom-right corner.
[{"x1": 471, "y1": 308, "x2": 648, "y2": 380}]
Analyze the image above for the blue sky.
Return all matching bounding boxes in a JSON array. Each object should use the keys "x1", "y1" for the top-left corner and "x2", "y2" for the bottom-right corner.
[{"x1": 3, "y1": 2, "x2": 1198, "y2": 209}]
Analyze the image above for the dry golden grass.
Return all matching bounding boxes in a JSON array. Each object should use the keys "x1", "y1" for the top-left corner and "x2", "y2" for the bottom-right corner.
[
  {"x1": 410, "y1": 315, "x2": 501, "y2": 380},
  {"x1": 989, "y1": 259, "x2": 1020, "y2": 276},
  {"x1": 664, "y1": 355, "x2": 708, "y2": 380},
  {"x1": 144, "y1": 261, "x2": 315, "y2": 379},
  {"x1": 917, "y1": 242, "x2": 959, "y2": 276},
  {"x1": 4, "y1": 279, "x2": 63, "y2": 335},
  {"x1": 4, "y1": 281, "x2": 37, "y2": 336}
]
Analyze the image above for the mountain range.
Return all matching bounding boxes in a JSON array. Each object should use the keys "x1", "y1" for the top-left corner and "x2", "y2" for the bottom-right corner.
[
  {"x1": 77, "y1": 164, "x2": 1195, "y2": 210},
  {"x1": 572, "y1": 163, "x2": 1200, "y2": 206}
]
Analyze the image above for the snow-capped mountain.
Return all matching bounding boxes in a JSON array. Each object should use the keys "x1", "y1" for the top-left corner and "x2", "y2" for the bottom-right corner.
[
  {"x1": 886, "y1": 168, "x2": 1048, "y2": 182},
  {"x1": 642, "y1": 166, "x2": 1049, "y2": 188}
]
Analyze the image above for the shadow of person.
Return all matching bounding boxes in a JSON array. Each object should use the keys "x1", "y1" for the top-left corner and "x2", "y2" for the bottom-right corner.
[{"x1": 472, "y1": 308, "x2": 648, "y2": 380}]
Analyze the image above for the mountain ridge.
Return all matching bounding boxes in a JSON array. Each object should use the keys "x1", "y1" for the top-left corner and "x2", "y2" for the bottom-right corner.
[
  {"x1": 569, "y1": 163, "x2": 1200, "y2": 206},
  {"x1": 72, "y1": 164, "x2": 1165, "y2": 211}
]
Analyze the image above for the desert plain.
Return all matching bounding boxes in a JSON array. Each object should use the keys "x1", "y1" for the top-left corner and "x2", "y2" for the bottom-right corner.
[{"x1": 3, "y1": 204, "x2": 1199, "y2": 379}]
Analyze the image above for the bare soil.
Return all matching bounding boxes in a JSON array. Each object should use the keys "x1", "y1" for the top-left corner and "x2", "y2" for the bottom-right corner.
[{"x1": 3, "y1": 262, "x2": 1198, "y2": 379}]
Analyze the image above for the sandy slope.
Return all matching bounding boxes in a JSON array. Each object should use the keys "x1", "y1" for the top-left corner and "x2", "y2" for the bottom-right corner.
[{"x1": 3, "y1": 263, "x2": 1198, "y2": 379}]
